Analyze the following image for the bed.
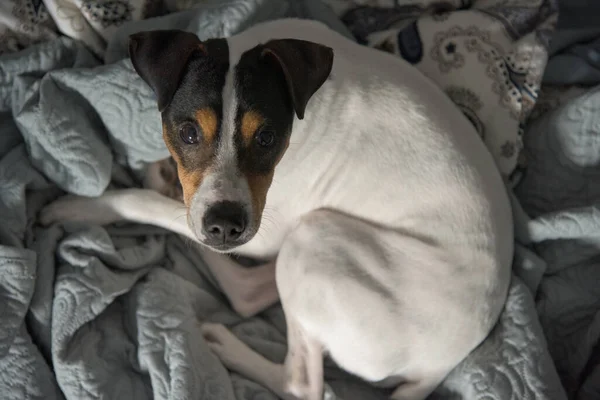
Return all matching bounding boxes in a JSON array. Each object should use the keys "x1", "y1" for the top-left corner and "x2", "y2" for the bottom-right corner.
[{"x1": 0, "y1": 0, "x2": 598, "y2": 399}]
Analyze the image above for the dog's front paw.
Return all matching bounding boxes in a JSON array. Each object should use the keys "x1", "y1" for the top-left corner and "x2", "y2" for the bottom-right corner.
[
  {"x1": 39, "y1": 194, "x2": 121, "y2": 226},
  {"x1": 202, "y1": 323, "x2": 257, "y2": 372}
]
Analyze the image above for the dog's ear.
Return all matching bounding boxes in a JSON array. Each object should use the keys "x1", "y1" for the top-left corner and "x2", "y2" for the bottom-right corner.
[
  {"x1": 261, "y1": 39, "x2": 334, "y2": 120},
  {"x1": 129, "y1": 30, "x2": 206, "y2": 112}
]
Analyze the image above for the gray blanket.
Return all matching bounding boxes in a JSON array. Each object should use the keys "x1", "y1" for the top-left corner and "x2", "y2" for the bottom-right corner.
[{"x1": 0, "y1": 0, "x2": 594, "y2": 399}]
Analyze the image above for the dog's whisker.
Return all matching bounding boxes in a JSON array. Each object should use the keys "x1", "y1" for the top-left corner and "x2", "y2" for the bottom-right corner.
[
  {"x1": 173, "y1": 213, "x2": 187, "y2": 223},
  {"x1": 261, "y1": 209, "x2": 282, "y2": 232},
  {"x1": 258, "y1": 214, "x2": 278, "y2": 237},
  {"x1": 263, "y1": 206, "x2": 284, "y2": 219}
]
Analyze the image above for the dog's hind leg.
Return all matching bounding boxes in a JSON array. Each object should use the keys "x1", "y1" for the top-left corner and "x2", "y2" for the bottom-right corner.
[
  {"x1": 202, "y1": 320, "x2": 324, "y2": 400},
  {"x1": 282, "y1": 314, "x2": 324, "y2": 400},
  {"x1": 201, "y1": 323, "x2": 289, "y2": 398},
  {"x1": 389, "y1": 373, "x2": 447, "y2": 400},
  {"x1": 199, "y1": 251, "x2": 279, "y2": 318}
]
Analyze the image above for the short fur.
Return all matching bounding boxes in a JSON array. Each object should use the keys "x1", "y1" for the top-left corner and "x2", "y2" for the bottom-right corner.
[{"x1": 41, "y1": 19, "x2": 514, "y2": 400}]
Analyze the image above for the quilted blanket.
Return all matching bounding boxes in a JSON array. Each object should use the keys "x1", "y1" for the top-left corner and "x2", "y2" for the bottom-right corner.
[{"x1": 0, "y1": 0, "x2": 593, "y2": 399}]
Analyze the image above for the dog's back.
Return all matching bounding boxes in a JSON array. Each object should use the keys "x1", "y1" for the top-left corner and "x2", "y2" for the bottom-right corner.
[
  {"x1": 115, "y1": 19, "x2": 516, "y2": 400},
  {"x1": 236, "y1": 19, "x2": 514, "y2": 397},
  {"x1": 236, "y1": 18, "x2": 513, "y2": 288}
]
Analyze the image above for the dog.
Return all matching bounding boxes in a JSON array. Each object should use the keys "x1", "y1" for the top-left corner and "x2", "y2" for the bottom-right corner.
[
  {"x1": 142, "y1": 157, "x2": 183, "y2": 202},
  {"x1": 40, "y1": 18, "x2": 514, "y2": 400}
]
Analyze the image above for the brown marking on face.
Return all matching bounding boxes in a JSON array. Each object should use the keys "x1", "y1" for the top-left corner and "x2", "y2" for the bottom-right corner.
[
  {"x1": 162, "y1": 122, "x2": 183, "y2": 168},
  {"x1": 243, "y1": 136, "x2": 290, "y2": 226},
  {"x1": 177, "y1": 166, "x2": 204, "y2": 205},
  {"x1": 162, "y1": 122, "x2": 207, "y2": 206},
  {"x1": 245, "y1": 172, "x2": 274, "y2": 226},
  {"x1": 195, "y1": 108, "x2": 218, "y2": 145},
  {"x1": 162, "y1": 122, "x2": 175, "y2": 153},
  {"x1": 240, "y1": 110, "x2": 264, "y2": 145}
]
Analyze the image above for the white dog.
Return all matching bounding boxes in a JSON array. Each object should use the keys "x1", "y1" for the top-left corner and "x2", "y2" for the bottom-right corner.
[{"x1": 41, "y1": 19, "x2": 514, "y2": 400}]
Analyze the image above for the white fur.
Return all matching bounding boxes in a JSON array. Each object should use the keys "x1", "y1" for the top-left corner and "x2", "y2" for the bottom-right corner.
[
  {"x1": 188, "y1": 49, "x2": 251, "y2": 241},
  {"x1": 40, "y1": 18, "x2": 514, "y2": 400}
]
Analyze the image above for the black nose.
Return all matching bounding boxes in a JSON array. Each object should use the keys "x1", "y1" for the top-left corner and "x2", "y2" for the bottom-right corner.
[{"x1": 202, "y1": 201, "x2": 247, "y2": 244}]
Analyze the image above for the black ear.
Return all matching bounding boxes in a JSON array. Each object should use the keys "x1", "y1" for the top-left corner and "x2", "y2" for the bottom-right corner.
[
  {"x1": 261, "y1": 39, "x2": 334, "y2": 120},
  {"x1": 129, "y1": 30, "x2": 205, "y2": 112}
]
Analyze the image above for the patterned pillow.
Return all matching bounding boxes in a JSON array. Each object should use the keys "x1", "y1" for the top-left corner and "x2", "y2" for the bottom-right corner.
[{"x1": 330, "y1": 0, "x2": 558, "y2": 181}]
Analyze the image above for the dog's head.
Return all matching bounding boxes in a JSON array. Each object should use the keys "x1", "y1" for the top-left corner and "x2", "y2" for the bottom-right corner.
[{"x1": 129, "y1": 29, "x2": 333, "y2": 252}]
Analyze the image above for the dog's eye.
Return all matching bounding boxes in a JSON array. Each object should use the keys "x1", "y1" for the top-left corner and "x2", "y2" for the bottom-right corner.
[
  {"x1": 256, "y1": 129, "x2": 275, "y2": 147},
  {"x1": 179, "y1": 123, "x2": 200, "y2": 145}
]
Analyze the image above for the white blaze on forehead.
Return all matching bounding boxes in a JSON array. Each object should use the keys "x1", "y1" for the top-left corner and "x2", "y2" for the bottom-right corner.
[
  {"x1": 207, "y1": 40, "x2": 247, "y2": 194},
  {"x1": 217, "y1": 35, "x2": 263, "y2": 168},
  {"x1": 217, "y1": 44, "x2": 241, "y2": 171},
  {"x1": 187, "y1": 40, "x2": 254, "y2": 240},
  {"x1": 199, "y1": 56, "x2": 248, "y2": 201}
]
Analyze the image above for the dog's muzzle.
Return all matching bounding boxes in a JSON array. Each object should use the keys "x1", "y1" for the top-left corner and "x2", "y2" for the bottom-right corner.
[{"x1": 200, "y1": 201, "x2": 249, "y2": 250}]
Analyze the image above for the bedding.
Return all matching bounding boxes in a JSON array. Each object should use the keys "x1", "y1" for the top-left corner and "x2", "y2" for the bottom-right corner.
[{"x1": 0, "y1": 0, "x2": 596, "y2": 399}]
